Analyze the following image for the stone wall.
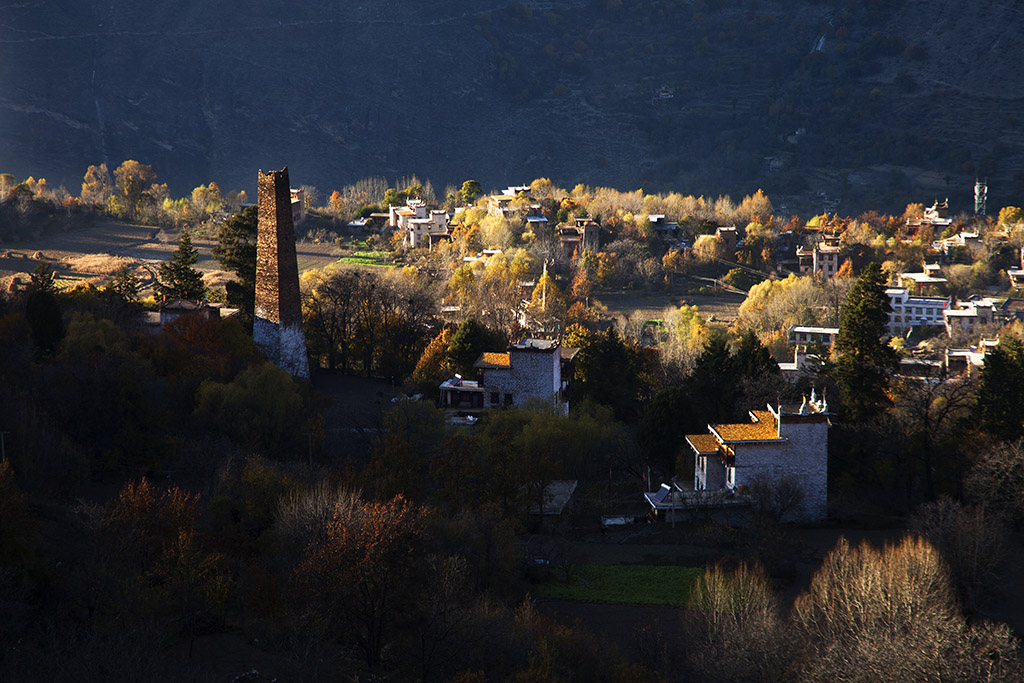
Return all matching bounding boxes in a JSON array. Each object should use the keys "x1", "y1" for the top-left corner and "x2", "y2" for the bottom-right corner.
[
  {"x1": 730, "y1": 418, "x2": 828, "y2": 522},
  {"x1": 481, "y1": 345, "x2": 563, "y2": 412}
]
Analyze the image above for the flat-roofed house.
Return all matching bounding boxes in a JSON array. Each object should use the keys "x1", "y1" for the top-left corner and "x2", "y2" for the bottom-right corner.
[
  {"x1": 886, "y1": 287, "x2": 950, "y2": 334},
  {"x1": 440, "y1": 338, "x2": 577, "y2": 417},
  {"x1": 687, "y1": 397, "x2": 830, "y2": 522},
  {"x1": 788, "y1": 325, "x2": 839, "y2": 349},
  {"x1": 944, "y1": 297, "x2": 997, "y2": 338}
]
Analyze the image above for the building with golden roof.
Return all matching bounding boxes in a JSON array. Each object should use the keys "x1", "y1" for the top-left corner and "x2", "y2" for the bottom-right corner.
[
  {"x1": 685, "y1": 396, "x2": 830, "y2": 522},
  {"x1": 438, "y1": 338, "x2": 579, "y2": 417}
]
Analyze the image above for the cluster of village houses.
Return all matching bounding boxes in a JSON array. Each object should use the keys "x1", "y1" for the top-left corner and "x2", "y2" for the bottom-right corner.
[
  {"x1": 383, "y1": 185, "x2": 599, "y2": 256},
  {"x1": 416, "y1": 192, "x2": 1024, "y2": 524},
  {"x1": 153, "y1": 182, "x2": 1024, "y2": 526}
]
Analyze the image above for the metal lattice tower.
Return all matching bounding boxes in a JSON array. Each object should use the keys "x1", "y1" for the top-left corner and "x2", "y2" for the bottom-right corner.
[{"x1": 975, "y1": 178, "x2": 988, "y2": 217}]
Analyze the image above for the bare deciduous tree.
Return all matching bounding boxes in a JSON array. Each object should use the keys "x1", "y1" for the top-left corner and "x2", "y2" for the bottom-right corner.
[
  {"x1": 965, "y1": 438, "x2": 1024, "y2": 527},
  {"x1": 792, "y1": 535, "x2": 1024, "y2": 682},
  {"x1": 748, "y1": 474, "x2": 805, "y2": 526},
  {"x1": 911, "y1": 497, "x2": 1007, "y2": 610},
  {"x1": 684, "y1": 562, "x2": 786, "y2": 682}
]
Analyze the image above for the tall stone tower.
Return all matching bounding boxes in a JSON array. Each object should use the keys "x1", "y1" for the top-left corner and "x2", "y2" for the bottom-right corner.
[{"x1": 254, "y1": 167, "x2": 310, "y2": 379}]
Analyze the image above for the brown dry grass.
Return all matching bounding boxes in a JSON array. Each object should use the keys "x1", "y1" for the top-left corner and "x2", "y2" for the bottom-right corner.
[
  {"x1": 596, "y1": 288, "x2": 745, "y2": 324},
  {"x1": 63, "y1": 254, "x2": 140, "y2": 275},
  {"x1": 202, "y1": 270, "x2": 237, "y2": 290}
]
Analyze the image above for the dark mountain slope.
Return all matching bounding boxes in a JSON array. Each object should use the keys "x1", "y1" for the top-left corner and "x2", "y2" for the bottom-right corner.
[{"x1": 2, "y1": 0, "x2": 1023, "y2": 214}]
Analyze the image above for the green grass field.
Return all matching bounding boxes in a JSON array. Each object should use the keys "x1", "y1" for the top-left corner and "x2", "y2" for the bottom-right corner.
[
  {"x1": 534, "y1": 564, "x2": 701, "y2": 608},
  {"x1": 338, "y1": 251, "x2": 395, "y2": 268}
]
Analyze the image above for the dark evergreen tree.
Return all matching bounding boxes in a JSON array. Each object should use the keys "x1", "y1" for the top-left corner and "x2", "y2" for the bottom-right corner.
[
  {"x1": 834, "y1": 263, "x2": 897, "y2": 422},
  {"x1": 446, "y1": 318, "x2": 505, "y2": 380},
  {"x1": 212, "y1": 206, "x2": 258, "y2": 325},
  {"x1": 689, "y1": 334, "x2": 736, "y2": 424},
  {"x1": 570, "y1": 327, "x2": 652, "y2": 422},
  {"x1": 732, "y1": 330, "x2": 780, "y2": 379},
  {"x1": 638, "y1": 385, "x2": 694, "y2": 478},
  {"x1": 157, "y1": 231, "x2": 205, "y2": 302},
  {"x1": 24, "y1": 260, "x2": 63, "y2": 355},
  {"x1": 25, "y1": 289, "x2": 63, "y2": 355},
  {"x1": 29, "y1": 260, "x2": 57, "y2": 292},
  {"x1": 976, "y1": 336, "x2": 1024, "y2": 442},
  {"x1": 109, "y1": 264, "x2": 140, "y2": 302}
]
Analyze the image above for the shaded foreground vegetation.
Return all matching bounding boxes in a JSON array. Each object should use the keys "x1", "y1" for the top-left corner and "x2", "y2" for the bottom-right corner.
[
  {"x1": 2, "y1": 272, "x2": 1024, "y2": 681},
  {"x1": 6, "y1": 174, "x2": 1024, "y2": 679}
]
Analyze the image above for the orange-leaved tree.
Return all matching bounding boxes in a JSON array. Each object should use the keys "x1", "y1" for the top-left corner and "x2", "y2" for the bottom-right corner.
[{"x1": 297, "y1": 494, "x2": 429, "y2": 668}]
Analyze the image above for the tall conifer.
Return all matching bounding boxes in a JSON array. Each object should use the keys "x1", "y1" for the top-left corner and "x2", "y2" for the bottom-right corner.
[
  {"x1": 834, "y1": 262, "x2": 896, "y2": 422},
  {"x1": 157, "y1": 231, "x2": 205, "y2": 302}
]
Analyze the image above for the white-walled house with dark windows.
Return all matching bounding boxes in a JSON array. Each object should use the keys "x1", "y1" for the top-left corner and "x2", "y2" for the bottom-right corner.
[
  {"x1": 685, "y1": 397, "x2": 830, "y2": 522},
  {"x1": 886, "y1": 287, "x2": 950, "y2": 334},
  {"x1": 788, "y1": 325, "x2": 839, "y2": 349},
  {"x1": 439, "y1": 339, "x2": 578, "y2": 417}
]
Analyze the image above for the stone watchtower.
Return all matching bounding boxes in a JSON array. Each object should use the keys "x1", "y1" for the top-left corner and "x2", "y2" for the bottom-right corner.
[{"x1": 254, "y1": 167, "x2": 310, "y2": 379}]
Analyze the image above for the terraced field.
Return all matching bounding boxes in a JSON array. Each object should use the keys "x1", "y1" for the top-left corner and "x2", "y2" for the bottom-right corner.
[{"x1": 0, "y1": 218, "x2": 347, "y2": 294}]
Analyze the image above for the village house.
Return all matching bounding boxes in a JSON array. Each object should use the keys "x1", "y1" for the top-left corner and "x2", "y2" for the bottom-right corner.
[
  {"x1": 1008, "y1": 247, "x2": 1024, "y2": 288},
  {"x1": 558, "y1": 217, "x2": 600, "y2": 257},
  {"x1": 886, "y1": 287, "x2": 950, "y2": 334},
  {"x1": 900, "y1": 270, "x2": 948, "y2": 294},
  {"x1": 906, "y1": 198, "x2": 952, "y2": 238},
  {"x1": 143, "y1": 300, "x2": 239, "y2": 333},
  {"x1": 796, "y1": 233, "x2": 841, "y2": 278},
  {"x1": 715, "y1": 225, "x2": 738, "y2": 253},
  {"x1": 289, "y1": 188, "x2": 306, "y2": 225},
  {"x1": 934, "y1": 230, "x2": 980, "y2": 257},
  {"x1": 944, "y1": 297, "x2": 998, "y2": 337},
  {"x1": 685, "y1": 396, "x2": 830, "y2": 522},
  {"x1": 898, "y1": 358, "x2": 944, "y2": 380},
  {"x1": 777, "y1": 349, "x2": 825, "y2": 379},
  {"x1": 1000, "y1": 298, "x2": 1024, "y2": 322},
  {"x1": 439, "y1": 338, "x2": 578, "y2": 417},
  {"x1": 945, "y1": 337, "x2": 1000, "y2": 375},
  {"x1": 647, "y1": 214, "x2": 680, "y2": 237},
  {"x1": 389, "y1": 199, "x2": 450, "y2": 248},
  {"x1": 486, "y1": 186, "x2": 544, "y2": 219},
  {"x1": 788, "y1": 325, "x2": 839, "y2": 349}
]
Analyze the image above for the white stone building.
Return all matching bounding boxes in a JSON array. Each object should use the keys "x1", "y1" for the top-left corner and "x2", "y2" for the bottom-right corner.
[
  {"x1": 389, "y1": 199, "x2": 450, "y2": 248},
  {"x1": 788, "y1": 325, "x2": 839, "y2": 349},
  {"x1": 944, "y1": 297, "x2": 998, "y2": 337},
  {"x1": 439, "y1": 339, "x2": 578, "y2": 416},
  {"x1": 886, "y1": 287, "x2": 950, "y2": 334},
  {"x1": 686, "y1": 398, "x2": 830, "y2": 522}
]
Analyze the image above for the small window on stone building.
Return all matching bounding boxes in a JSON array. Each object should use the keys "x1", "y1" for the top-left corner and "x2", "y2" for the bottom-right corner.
[
  {"x1": 504, "y1": 393, "x2": 513, "y2": 406},
  {"x1": 490, "y1": 392, "x2": 499, "y2": 405}
]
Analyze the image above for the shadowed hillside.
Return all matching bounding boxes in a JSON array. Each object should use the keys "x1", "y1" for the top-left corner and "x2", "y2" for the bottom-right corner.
[{"x1": 3, "y1": 0, "x2": 1024, "y2": 214}]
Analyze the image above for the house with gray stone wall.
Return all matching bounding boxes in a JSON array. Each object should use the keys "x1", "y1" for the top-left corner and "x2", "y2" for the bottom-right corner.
[
  {"x1": 686, "y1": 396, "x2": 830, "y2": 522},
  {"x1": 439, "y1": 338, "x2": 577, "y2": 416}
]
